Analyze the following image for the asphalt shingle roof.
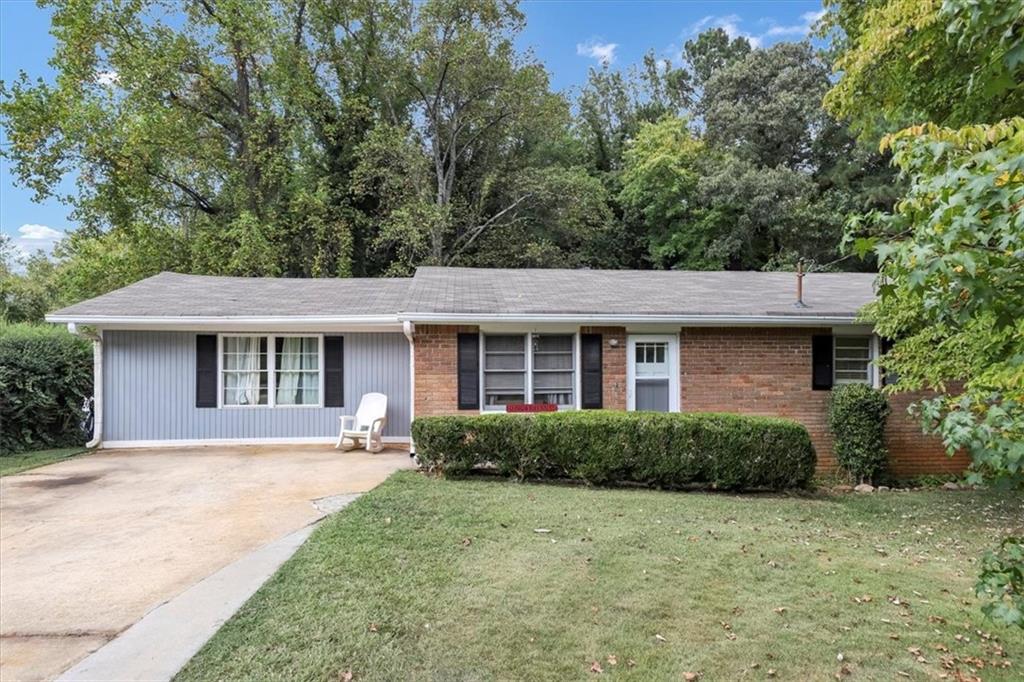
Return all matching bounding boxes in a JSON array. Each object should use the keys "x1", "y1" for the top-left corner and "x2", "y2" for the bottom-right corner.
[
  {"x1": 402, "y1": 267, "x2": 876, "y2": 318},
  {"x1": 48, "y1": 267, "x2": 878, "y2": 320},
  {"x1": 49, "y1": 272, "x2": 413, "y2": 318}
]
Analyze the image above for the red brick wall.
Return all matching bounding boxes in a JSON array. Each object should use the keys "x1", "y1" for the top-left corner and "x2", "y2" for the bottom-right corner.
[
  {"x1": 413, "y1": 324, "x2": 480, "y2": 418},
  {"x1": 678, "y1": 327, "x2": 962, "y2": 476},
  {"x1": 581, "y1": 326, "x2": 627, "y2": 410},
  {"x1": 883, "y1": 390, "x2": 968, "y2": 476},
  {"x1": 410, "y1": 323, "x2": 965, "y2": 476}
]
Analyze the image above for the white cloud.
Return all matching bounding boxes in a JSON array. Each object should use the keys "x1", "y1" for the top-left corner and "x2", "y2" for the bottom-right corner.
[
  {"x1": 687, "y1": 14, "x2": 761, "y2": 48},
  {"x1": 96, "y1": 70, "x2": 119, "y2": 86},
  {"x1": 687, "y1": 10, "x2": 829, "y2": 49},
  {"x1": 576, "y1": 40, "x2": 618, "y2": 66},
  {"x1": 18, "y1": 224, "x2": 63, "y2": 241},
  {"x1": 761, "y1": 10, "x2": 827, "y2": 39},
  {"x1": 10, "y1": 224, "x2": 65, "y2": 262}
]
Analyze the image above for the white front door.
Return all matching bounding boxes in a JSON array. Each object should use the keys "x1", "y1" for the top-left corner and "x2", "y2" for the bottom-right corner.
[{"x1": 627, "y1": 334, "x2": 679, "y2": 412}]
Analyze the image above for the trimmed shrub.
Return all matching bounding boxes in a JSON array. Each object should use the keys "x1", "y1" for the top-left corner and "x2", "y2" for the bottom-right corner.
[
  {"x1": 0, "y1": 323, "x2": 92, "y2": 454},
  {"x1": 412, "y1": 410, "x2": 816, "y2": 490},
  {"x1": 827, "y1": 383, "x2": 890, "y2": 483}
]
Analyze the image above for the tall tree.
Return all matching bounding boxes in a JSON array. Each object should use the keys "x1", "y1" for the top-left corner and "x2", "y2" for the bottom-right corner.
[{"x1": 822, "y1": 0, "x2": 1024, "y2": 136}]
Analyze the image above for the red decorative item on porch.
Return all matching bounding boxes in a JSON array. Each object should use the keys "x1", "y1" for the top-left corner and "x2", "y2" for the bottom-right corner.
[{"x1": 505, "y1": 403, "x2": 558, "y2": 413}]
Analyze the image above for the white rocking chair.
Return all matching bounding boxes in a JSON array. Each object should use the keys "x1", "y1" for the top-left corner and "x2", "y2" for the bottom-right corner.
[{"x1": 336, "y1": 393, "x2": 388, "y2": 453}]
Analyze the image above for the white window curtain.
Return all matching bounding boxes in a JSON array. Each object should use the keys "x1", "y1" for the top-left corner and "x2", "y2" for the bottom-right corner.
[
  {"x1": 275, "y1": 337, "x2": 320, "y2": 406},
  {"x1": 223, "y1": 336, "x2": 267, "y2": 406}
]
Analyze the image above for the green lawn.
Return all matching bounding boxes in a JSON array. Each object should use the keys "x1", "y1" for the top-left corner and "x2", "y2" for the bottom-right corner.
[
  {"x1": 0, "y1": 446, "x2": 90, "y2": 476},
  {"x1": 178, "y1": 472, "x2": 1023, "y2": 681}
]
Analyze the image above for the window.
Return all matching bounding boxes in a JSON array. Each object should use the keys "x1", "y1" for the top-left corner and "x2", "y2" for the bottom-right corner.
[
  {"x1": 222, "y1": 336, "x2": 268, "y2": 406},
  {"x1": 532, "y1": 335, "x2": 574, "y2": 406},
  {"x1": 483, "y1": 335, "x2": 526, "y2": 406},
  {"x1": 220, "y1": 334, "x2": 322, "y2": 408},
  {"x1": 275, "y1": 336, "x2": 320, "y2": 406},
  {"x1": 834, "y1": 336, "x2": 873, "y2": 385},
  {"x1": 634, "y1": 342, "x2": 667, "y2": 377},
  {"x1": 482, "y1": 333, "x2": 577, "y2": 409}
]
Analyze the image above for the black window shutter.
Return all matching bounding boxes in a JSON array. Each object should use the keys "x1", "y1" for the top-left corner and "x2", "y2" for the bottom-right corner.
[
  {"x1": 581, "y1": 333, "x2": 603, "y2": 409},
  {"x1": 457, "y1": 333, "x2": 480, "y2": 410},
  {"x1": 880, "y1": 336, "x2": 899, "y2": 386},
  {"x1": 811, "y1": 334, "x2": 834, "y2": 391},
  {"x1": 195, "y1": 335, "x2": 218, "y2": 408},
  {"x1": 324, "y1": 336, "x2": 345, "y2": 407}
]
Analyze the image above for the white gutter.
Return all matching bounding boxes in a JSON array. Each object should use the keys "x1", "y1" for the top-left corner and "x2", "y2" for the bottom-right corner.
[
  {"x1": 46, "y1": 314, "x2": 401, "y2": 326},
  {"x1": 402, "y1": 321, "x2": 416, "y2": 457},
  {"x1": 68, "y1": 323, "x2": 102, "y2": 449},
  {"x1": 397, "y1": 312, "x2": 862, "y2": 326}
]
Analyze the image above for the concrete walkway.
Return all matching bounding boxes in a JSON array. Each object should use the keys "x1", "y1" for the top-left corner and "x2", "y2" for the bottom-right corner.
[
  {"x1": 60, "y1": 494, "x2": 361, "y2": 681},
  {"x1": 1, "y1": 447, "x2": 411, "y2": 681}
]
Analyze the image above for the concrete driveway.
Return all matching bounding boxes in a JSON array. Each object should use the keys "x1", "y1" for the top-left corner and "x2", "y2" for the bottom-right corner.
[{"x1": 0, "y1": 446, "x2": 413, "y2": 681}]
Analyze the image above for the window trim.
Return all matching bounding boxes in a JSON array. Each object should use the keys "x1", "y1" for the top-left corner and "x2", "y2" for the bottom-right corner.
[
  {"x1": 479, "y1": 332, "x2": 580, "y2": 413},
  {"x1": 216, "y1": 333, "x2": 325, "y2": 409},
  {"x1": 832, "y1": 333, "x2": 879, "y2": 389}
]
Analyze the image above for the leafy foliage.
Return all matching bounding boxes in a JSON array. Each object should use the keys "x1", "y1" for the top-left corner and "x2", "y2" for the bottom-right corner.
[
  {"x1": 822, "y1": 0, "x2": 1024, "y2": 134},
  {"x1": 828, "y1": 383, "x2": 891, "y2": 483},
  {"x1": 0, "y1": 323, "x2": 92, "y2": 453},
  {"x1": 977, "y1": 536, "x2": 1024, "y2": 628},
  {"x1": 851, "y1": 119, "x2": 1024, "y2": 491},
  {"x1": 412, "y1": 411, "x2": 816, "y2": 490}
]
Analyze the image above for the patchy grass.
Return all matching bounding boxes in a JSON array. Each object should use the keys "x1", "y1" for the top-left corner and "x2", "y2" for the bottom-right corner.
[
  {"x1": 0, "y1": 446, "x2": 90, "y2": 476},
  {"x1": 178, "y1": 472, "x2": 1023, "y2": 681}
]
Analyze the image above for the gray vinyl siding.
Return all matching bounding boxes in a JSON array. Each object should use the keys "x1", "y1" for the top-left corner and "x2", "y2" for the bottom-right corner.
[{"x1": 102, "y1": 331, "x2": 411, "y2": 441}]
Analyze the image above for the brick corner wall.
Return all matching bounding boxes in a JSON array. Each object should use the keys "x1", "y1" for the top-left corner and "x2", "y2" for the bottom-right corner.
[
  {"x1": 581, "y1": 326, "x2": 627, "y2": 410},
  {"x1": 413, "y1": 324, "x2": 480, "y2": 418},
  {"x1": 678, "y1": 327, "x2": 963, "y2": 476}
]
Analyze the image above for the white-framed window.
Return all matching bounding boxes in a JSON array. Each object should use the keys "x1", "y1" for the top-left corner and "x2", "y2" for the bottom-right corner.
[
  {"x1": 481, "y1": 332, "x2": 577, "y2": 410},
  {"x1": 218, "y1": 334, "x2": 324, "y2": 408},
  {"x1": 833, "y1": 335, "x2": 875, "y2": 386},
  {"x1": 532, "y1": 334, "x2": 575, "y2": 407},
  {"x1": 221, "y1": 335, "x2": 269, "y2": 406}
]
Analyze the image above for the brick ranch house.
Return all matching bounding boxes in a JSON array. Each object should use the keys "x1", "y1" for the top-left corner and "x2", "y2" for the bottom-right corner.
[{"x1": 47, "y1": 266, "x2": 966, "y2": 475}]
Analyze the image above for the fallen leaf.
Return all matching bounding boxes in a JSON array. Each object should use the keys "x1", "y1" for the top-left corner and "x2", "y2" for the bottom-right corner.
[
  {"x1": 607, "y1": 655, "x2": 617, "y2": 666},
  {"x1": 339, "y1": 672, "x2": 353, "y2": 682},
  {"x1": 460, "y1": 537, "x2": 472, "y2": 546},
  {"x1": 368, "y1": 623, "x2": 378, "y2": 633},
  {"x1": 589, "y1": 661, "x2": 603, "y2": 674}
]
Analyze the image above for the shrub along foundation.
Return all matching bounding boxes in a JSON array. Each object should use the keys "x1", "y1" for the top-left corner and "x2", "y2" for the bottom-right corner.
[{"x1": 412, "y1": 410, "x2": 816, "y2": 491}]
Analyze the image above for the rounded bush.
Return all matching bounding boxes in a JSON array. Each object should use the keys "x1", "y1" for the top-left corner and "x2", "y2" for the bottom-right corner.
[
  {"x1": 827, "y1": 383, "x2": 890, "y2": 483},
  {"x1": 0, "y1": 323, "x2": 92, "y2": 453},
  {"x1": 412, "y1": 410, "x2": 816, "y2": 490}
]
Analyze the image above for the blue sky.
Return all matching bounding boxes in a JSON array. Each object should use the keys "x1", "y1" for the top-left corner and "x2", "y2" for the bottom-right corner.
[{"x1": 1, "y1": 0, "x2": 824, "y2": 260}]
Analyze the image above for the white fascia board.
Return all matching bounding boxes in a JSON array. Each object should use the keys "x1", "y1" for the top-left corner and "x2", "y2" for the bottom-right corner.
[
  {"x1": 45, "y1": 314, "x2": 404, "y2": 332},
  {"x1": 398, "y1": 312, "x2": 865, "y2": 327},
  {"x1": 102, "y1": 436, "x2": 409, "y2": 449}
]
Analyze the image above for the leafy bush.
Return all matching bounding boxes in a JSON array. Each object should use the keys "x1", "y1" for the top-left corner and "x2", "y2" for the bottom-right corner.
[
  {"x1": 412, "y1": 411, "x2": 816, "y2": 490},
  {"x1": 828, "y1": 384, "x2": 890, "y2": 483},
  {"x1": 0, "y1": 323, "x2": 92, "y2": 453},
  {"x1": 976, "y1": 536, "x2": 1023, "y2": 629}
]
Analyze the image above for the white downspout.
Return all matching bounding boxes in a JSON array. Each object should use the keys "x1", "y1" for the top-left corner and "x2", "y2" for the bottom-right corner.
[
  {"x1": 403, "y1": 320, "x2": 416, "y2": 457},
  {"x1": 68, "y1": 323, "x2": 103, "y2": 449}
]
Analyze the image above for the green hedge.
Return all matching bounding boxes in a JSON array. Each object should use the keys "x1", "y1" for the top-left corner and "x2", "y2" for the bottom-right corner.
[
  {"x1": 828, "y1": 383, "x2": 890, "y2": 483},
  {"x1": 412, "y1": 411, "x2": 816, "y2": 490},
  {"x1": 0, "y1": 323, "x2": 93, "y2": 454}
]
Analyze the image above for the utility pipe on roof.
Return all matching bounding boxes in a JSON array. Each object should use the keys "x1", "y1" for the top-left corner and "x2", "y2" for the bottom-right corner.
[
  {"x1": 68, "y1": 323, "x2": 102, "y2": 449},
  {"x1": 402, "y1": 321, "x2": 416, "y2": 458}
]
